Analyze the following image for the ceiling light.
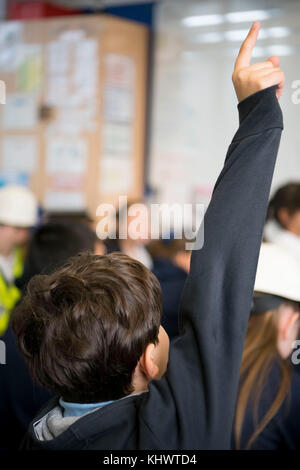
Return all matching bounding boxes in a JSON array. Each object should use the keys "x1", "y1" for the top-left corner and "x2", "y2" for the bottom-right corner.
[
  {"x1": 224, "y1": 26, "x2": 291, "y2": 42},
  {"x1": 225, "y1": 9, "x2": 276, "y2": 23},
  {"x1": 224, "y1": 30, "x2": 248, "y2": 41},
  {"x1": 267, "y1": 26, "x2": 290, "y2": 38},
  {"x1": 251, "y1": 45, "x2": 295, "y2": 57},
  {"x1": 182, "y1": 14, "x2": 224, "y2": 27},
  {"x1": 182, "y1": 9, "x2": 281, "y2": 28},
  {"x1": 195, "y1": 32, "x2": 224, "y2": 43}
]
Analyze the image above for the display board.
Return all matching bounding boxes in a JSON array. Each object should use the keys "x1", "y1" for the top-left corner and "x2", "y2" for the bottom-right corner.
[{"x1": 0, "y1": 15, "x2": 148, "y2": 217}]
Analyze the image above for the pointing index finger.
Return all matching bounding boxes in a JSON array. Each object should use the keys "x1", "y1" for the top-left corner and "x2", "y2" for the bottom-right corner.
[{"x1": 235, "y1": 21, "x2": 261, "y2": 70}]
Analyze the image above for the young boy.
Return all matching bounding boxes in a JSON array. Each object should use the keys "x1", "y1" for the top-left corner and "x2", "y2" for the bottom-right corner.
[{"x1": 13, "y1": 22, "x2": 285, "y2": 450}]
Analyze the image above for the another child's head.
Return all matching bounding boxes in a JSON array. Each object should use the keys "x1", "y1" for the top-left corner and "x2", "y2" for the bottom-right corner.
[
  {"x1": 148, "y1": 237, "x2": 191, "y2": 273},
  {"x1": 267, "y1": 182, "x2": 300, "y2": 235},
  {"x1": 234, "y1": 243, "x2": 300, "y2": 449},
  {"x1": 12, "y1": 252, "x2": 169, "y2": 404},
  {"x1": 22, "y1": 221, "x2": 97, "y2": 279}
]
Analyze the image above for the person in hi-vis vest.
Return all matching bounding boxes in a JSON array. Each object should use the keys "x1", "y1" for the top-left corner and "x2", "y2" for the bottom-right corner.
[{"x1": 0, "y1": 185, "x2": 38, "y2": 337}]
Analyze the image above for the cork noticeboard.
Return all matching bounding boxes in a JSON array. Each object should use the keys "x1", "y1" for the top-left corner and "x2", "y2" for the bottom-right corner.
[{"x1": 0, "y1": 15, "x2": 148, "y2": 219}]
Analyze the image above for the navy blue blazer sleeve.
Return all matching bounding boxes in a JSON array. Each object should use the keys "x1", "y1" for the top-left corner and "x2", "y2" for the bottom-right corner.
[{"x1": 140, "y1": 86, "x2": 283, "y2": 450}]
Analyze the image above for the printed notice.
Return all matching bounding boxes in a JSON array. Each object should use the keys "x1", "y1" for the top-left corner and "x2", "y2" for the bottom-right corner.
[
  {"x1": 2, "y1": 136, "x2": 37, "y2": 174},
  {"x1": 2, "y1": 94, "x2": 38, "y2": 129},
  {"x1": 44, "y1": 190, "x2": 85, "y2": 211},
  {"x1": 104, "y1": 86, "x2": 134, "y2": 123},
  {"x1": 102, "y1": 123, "x2": 133, "y2": 155},
  {"x1": 46, "y1": 138, "x2": 87, "y2": 174},
  {"x1": 0, "y1": 22, "x2": 23, "y2": 72},
  {"x1": 100, "y1": 156, "x2": 133, "y2": 194},
  {"x1": 105, "y1": 54, "x2": 135, "y2": 89}
]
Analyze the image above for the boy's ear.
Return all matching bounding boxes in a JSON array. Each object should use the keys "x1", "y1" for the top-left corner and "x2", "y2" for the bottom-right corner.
[{"x1": 139, "y1": 343, "x2": 159, "y2": 380}]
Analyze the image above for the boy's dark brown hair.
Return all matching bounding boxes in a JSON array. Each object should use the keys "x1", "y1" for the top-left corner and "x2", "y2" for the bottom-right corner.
[{"x1": 12, "y1": 252, "x2": 162, "y2": 403}]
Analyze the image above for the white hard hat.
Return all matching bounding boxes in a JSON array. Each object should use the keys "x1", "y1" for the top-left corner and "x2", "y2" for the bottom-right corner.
[
  {"x1": 254, "y1": 243, "x2": 300, "y2": 303},
  {"x1": 0, "y1": 185, "x2": 38, "y2": 228}
]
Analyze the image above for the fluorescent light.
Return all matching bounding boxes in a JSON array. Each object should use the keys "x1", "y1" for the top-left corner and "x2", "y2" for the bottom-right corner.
[
  {"x1": 225, "y1": 9, "x2": 274, "y2": 23},
  {"x1": 267, "y1": 45, "x2": 296, "y2": 56},
  {"x1": 224, "y1": 26, "x2": 291, "y2": 42},
  {"x1": 182, "y1": 14, "x2": 224, "y2": 27},
  {"x1": 252, "y1": 45, "x2": 295, "y2": 57},
  {"x1": 267, "y1": 27, "x2": 290, "y2": 38},
  {"x1": 224, "y1": 30, "x2": 248, "y2": 41},
  {"x1": 196, "y1": 32, "x2": 224, "y2": 43},
  {"x1": 195, "y1": 26, "x2": 291, "y2": 45},
  {"x1": 182, "y1": 9, "x2": 282, "y2": 28}
]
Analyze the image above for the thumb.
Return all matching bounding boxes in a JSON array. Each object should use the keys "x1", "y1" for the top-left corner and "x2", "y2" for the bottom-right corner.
[{"x1": 267, "y1": 55, "x2": 280, "y2": 67}]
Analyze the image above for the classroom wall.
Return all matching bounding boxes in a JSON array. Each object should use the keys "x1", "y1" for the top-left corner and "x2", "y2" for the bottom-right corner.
[
  {"x1": 149, "y1": 0, "x2": 300, "y2": 208},
  {"x1": 0, "y1": 14, "x2": 148, "y2": 218}
]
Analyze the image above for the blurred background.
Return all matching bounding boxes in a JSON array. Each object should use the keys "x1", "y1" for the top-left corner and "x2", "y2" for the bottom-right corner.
[
  {"x1": 1, "y1": 2, "x2": 300, "y2": 450},
  {"x1": 0, "y1": 0, "x2": 299, "y2": 217}
]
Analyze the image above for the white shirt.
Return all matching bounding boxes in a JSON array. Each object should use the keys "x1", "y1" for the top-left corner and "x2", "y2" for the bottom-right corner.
[{"x1": 264, "y1": 219, "x2": 300, "y2": 263}]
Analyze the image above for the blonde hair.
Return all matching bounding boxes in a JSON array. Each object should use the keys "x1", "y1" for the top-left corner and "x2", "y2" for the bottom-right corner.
[{"x1": 234, "y1": 303, "x2": 299, "y2": 449}]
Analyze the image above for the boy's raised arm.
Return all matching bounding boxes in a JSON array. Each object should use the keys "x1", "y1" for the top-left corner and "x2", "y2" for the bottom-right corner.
[{"x1": 141, "y1": 23, "x2": 284, "y2": 449}]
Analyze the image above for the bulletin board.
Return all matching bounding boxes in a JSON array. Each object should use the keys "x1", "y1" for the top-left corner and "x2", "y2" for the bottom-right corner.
[{"x1": 0, "y1": 15, "x2": 148, "y2": 218}]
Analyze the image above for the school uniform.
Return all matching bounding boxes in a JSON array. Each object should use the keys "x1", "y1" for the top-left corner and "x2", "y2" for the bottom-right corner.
[
  {"x1": 151, "y1": 257, "x2": 187, "y2": 339},
  {"x1": 232, "y1": 359, "x2": 300, "y2": 449},
  {"x1": 21, "y1": 86, "x2": 283, "y2": 450},
  {"x1": 0, "y1": 326, "x2": 52, "y2": 450}
]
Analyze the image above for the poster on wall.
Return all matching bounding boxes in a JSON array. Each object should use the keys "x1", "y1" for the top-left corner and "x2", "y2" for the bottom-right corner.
[
  {"x1": 100, "y1": 54, "x2": 136, "y2": 194},
  {"x1": 17, "y1": 44, "x2": 43, "y2": 93},
  {"x1": 105, "y1": 54, "x2": 135, "y2": 89},
  {"x1": 100, "y1": 156, "x2": 133, "y2": 194},
  {"x1": 46, "y1": 40, "x2": 70, "y2": 106},
  {"x1": 0, "y1": 171, "x2": 29, "y2": 188},
  {"x1": 44, "y1": 190, "x2": 85, "y2": 211},
  {"x1": 50, "y1": 174, "x2": 84, "y2": 191},
  {"x1": 2, "y1": 93, "x2": 38, "y2": 129},
  {"x1": 46, "y1": 35, "x2": 98, "y2": 106},
  {"x1": 0, "y1": 22, "x2": 23, "y2": 72},
  {"x1": 1, "y1": 135, "x2": 38, "y2": 174},
  {"x1": 102, "y1": 123, "x2": 133, "y2": 156},
  {"x1": 46, "y1": 138, "x2": 88, "y2": 175},
  {"x1": 103, "y1": 86, "x2": 134, "y2": 123},
  {"x1": 73, "y1": 39, "x2": 98, "y2": 100},
  {"x1": 103, "y1": 54, "x2": 136, "y2": 123}
]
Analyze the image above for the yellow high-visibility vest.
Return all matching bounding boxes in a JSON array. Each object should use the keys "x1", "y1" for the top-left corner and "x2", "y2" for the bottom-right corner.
[{"x1": 0, "y1": 247, "x2": 24, "y2": 337}]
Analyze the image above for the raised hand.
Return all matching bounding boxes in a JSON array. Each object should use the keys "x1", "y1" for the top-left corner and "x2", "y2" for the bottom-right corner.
[{"x1": 232, "y1": 22, "x2": 285, "y2": 102}]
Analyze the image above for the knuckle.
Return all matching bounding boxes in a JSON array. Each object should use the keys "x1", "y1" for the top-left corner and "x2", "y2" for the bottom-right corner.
[
  {"x1": 257, "y1": 77, "x2": 267, "y2": 89},
  {"x1": 235, "y1": 69, "x2": 244, "y2": 81}
]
